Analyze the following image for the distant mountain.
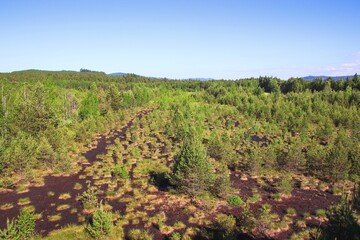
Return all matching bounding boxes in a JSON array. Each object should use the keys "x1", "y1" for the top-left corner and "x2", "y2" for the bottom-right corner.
[
  {"x1": 188, "y1": 78, "x2": 214, "y2": 81},
  {"x1": 109, "y1": 72, "x2": 128, "y2": 76},
  {"x1": 108, "y1": 72, "x2": 214, "y2": 80},
  {"x1": 303, "y1": 75, "x2": 353, "y2": 81}
]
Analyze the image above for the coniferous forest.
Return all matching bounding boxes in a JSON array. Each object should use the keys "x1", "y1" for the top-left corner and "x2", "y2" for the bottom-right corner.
[{"x1": 1, "y1": 70, "x2": 360, "y2": 239}]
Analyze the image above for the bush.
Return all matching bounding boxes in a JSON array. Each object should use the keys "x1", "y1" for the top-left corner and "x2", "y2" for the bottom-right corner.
[
  {"x1": 0, "y1": 218, "x2": 18, "y2": 239},
  {"x1": 171, "y1": 132, "x2": 215, "y2": 198},
  {"x1": 0, "y1": 208, "x2": 35, "y2": 240},
  {"x1": 237, "y1": 205, "x2": 256, "y2": 231},
  {"x1": 286, "y1": 208, "x2": 297, "y2": 216},
  {"x1": 227, "y1": 195, "x2": 244, "y2": 206},
  {"x1": 113, "y1": 164, "x2": 128, "y2": 179},
  {"x1": 169, "y1": 232, "x2": 182, "y2": 240},
  {"x1": 128, "y1": 229, "x2": 153, "y2": 240},
  {"x1": 320, "y1": 198, "x2": 360, "y2": 239},
  {"x1": 86, "y1": 205, "x2": 113, "y2": 238},
  {"x1": 214, "y1": 213, "x2": 237, "y2": 239},
  {"x1": 17, "y1": 208, "x2": 36, "y2": 239},
  {"x1": 276, "y1": 177, "x2": 293, "y2": 195},
  {"x1": 79, "y1": 185, "x2": 98, "y2": 210},
  {"x1": 315, "y1": 209, "x2": 327, "y2": 218}
]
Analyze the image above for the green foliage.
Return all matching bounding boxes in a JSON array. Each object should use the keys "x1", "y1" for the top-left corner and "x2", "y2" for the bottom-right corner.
[
  {"x1": 0, "y1": 71, "x2": 360, "y2": 213},
  {"x1": 113, "y1": 164, "x2": 128, "y2": 179},
  {"x1": 107, "y1": 85, "x2": 122, "y2": 111},
  {"x1": 316, "y1": 209, "x2": 327, "y2": 218},
  {"x1": 207, "y1": 130, "x2": 236, "y2": 168},
  {"x1": 2, "y1": 131, "x2": 37, "y2": 176},
  {"x1": 276, "y1": 176, "x2": 294, "y2": 195},
  {"x1": 237, "y1": 205, "x2": 256, "y2": 231},
  {"x1": 171, "y1": 131, "x2": 215, "y2": 197},
  {"x1": 79, "y1": 185, "x2": 98, "y2": 210},
  {"x1": 0, "y1": 208, "x2": 35, "y2": 240},
  {"x1": 127, "y1": 229, "x2": 152, "y2": 240},
  {"x1": 130, "y1": 146, "x2": 141, "y2": 159},
  {"x1": 212, "y1": 164, "x2": 231, "y2": 197},
  {"x1": 85, "y1": 204, "x2": 113, "y2": 238},
  {"x1": 17, "y1": 208, "x2": 36, "y2": 240},
  {"x1": 286, "y1": 207, "x2": 297, "y2": 216},
  {"x1": 0, "y1": 218, "x2": 18, "y2": 240},
  {"x1": 325, "y1": 130, "x2": 351, "y2": 182},
  {"x1": 213, "y1": 213, "x2": 237, "y2": 240},
  {"x1": 320, "y1": 198, "x2": 360, "y2": 240},
  {"x1": 169, "y1": 232, "x2": 181, "y2": 240},
  {"x1": 79, "y1": 83, "x2": 100, "y2": 121},
  {"x1": 36, "y1": 136, "x2": 56, "y2": 169},
  {"x1": 227, "y1": 195, "x2": 244, "y2": 206}
]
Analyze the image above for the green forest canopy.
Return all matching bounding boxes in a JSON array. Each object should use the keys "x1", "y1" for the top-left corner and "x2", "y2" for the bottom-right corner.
[{"x1": 0, "y1": 70, "x2": 359, "y2": 184}]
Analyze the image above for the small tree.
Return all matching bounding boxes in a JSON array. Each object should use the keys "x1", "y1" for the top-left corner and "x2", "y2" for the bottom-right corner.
[
  {"x1": 0, "y1": 208, "x2": 35, "y2": 240},
  {"x1": 320, "y1": 197, "x2": 360, "y2": 239},
  {"x1": 86, "y1": 204, "x2": 113, "y2": 238},
  {"x1": 171, "y1": 131, "x2": 214, "y2": 198},
  {"x1": 80, "y1": 185, "x2": 98, "y2": 210},
  {"x1": 17, "y1": 208, "x2": 36, "y2": 239}
]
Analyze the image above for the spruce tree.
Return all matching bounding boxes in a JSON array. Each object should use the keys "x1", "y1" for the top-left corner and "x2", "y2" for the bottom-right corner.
[{"x1": 171, "y1": 131, "x2": 214, "y2": 198}]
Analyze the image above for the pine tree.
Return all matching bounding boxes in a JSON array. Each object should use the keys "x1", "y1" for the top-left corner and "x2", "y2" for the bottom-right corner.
[{"x1": 171, "y1": 132, "x2": 214, "y2": 198}]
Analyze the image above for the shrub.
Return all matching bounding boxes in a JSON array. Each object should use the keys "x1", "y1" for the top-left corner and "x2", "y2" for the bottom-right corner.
[
  {"x1": 315, "y1": 209, "x2": 327, "y2": 218},
  {"x1": 128, "y1": 229, "x2": 153, "y2": 240},
  {"x1": 0, "y1": 218, "x2": 18, "y2": 239},
  {"x1": 0, "y1": 208, "x2": 35, "y2": 240},
  {"x1": 247, "y1": 193, "x2": 261, "y2": 203},
  {"x1": 113, "y1": 164, "x2": 128, "y2": 179},
  {"x1": 320, "y1": 198, "x2": 360, "y2": 239},
  {"x1": 214, "y1": 213, "x2": 237, "y2": 239},
  {"x1": 171, "y1": 132, "x2": 215, "y2": 198},
  {"x1": 271, "y1": 193, "x2": 282, "y2": 200},
  {"x1": 303, "y1": 212, "x2": 311, "y2": 219},
  {"x1": 237, "y1": 205, "x2": 256, "y2": 231},
  {"x1": 79, "y1": 185, "x2": 98, "y2": 210},
  {"x1": 130, "y1": 147, "x2": 141, "y2": 159},
  {"x1": 86, "y1": 205, "x2": 113, "y2": 238},
  {"x1": 17, "y1": 208, "x2": 36, "y2": 239},
  {"x1": 286, "y1": 208, "x2": 297, "y2": 216},
  {"x1": 169, "y1": 232, "x2": 182, "y2": 240},
  {"x1": 0, "y1": 178, "x2": 15, "y2": 189},
  {"x1": 276, "y1": 177, "x2": 293, "y2": 195},
  {"x1": 227, "y1": 195, "x2": 244, "y2": 206}
]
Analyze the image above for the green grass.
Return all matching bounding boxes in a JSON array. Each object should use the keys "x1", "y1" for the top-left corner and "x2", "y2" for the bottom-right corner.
[
  {"x1": 315, "y1": 209, "x2": 327, "y2": 218},
  {"x1": 47, "y1": 191, "x2": 55, "y2": 197},
  {"x1": 0, "y1": 202, "x2": 14, "y2": 210},
  {"x1": 22, "y1": 205, "x2": 36, "y2": 213},
  {"x1": 16, "y1": 185, "x2": 29, "y2": 193},
  {"x1": 59, "y1": 193, "x2": 71, "y2": 200},
  {"x1": 48, "y1": 214, "x2": 62, "y2": 222},
  {"x1": 303, "y1": 212, "x2": 311, "y2": 219},
  {"x1": 56, "y1": 204, "x2": 71, "y2": 211},
  {"x1": 18, "y1": 197, "x2": 31, "y2": 205},
  {"x1": 227, "y1": 195, "x2": 244, "y2": 206},
  {"x1": 286, "y1": 207, "x2": 297, "y2": 216},
  {"x1": 73, "y1": 183, "x2": 83, "y2": 190}
]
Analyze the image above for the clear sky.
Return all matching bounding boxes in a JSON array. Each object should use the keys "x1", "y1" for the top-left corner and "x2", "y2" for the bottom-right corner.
[{"x1": 1, "y1": 0, "x2": 360, "y2": 79}]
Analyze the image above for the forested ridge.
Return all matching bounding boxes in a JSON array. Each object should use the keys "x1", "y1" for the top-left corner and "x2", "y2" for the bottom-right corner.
[{"x1": 0, "y1": 70, "x2": 360, "y2": 239}]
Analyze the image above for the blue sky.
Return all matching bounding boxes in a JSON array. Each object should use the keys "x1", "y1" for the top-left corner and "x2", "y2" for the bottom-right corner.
[{"x1": 1, "y1": 0, "x2": 360, "y2": 79}]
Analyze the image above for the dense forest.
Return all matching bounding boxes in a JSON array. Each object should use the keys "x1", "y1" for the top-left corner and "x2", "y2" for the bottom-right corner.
[{"x1": 0, "y1": 70, "x2": 360, "y2": 239}]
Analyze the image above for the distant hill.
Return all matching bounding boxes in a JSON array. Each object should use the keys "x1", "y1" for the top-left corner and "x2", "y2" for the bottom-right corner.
[
  {"x1": 303, "y1": 75, "x2": 353, "y2": 81},
  {"x1": 108, "y1": 72, "x2": 214, "y2": 80},
  {"x1": 188, "y1": 78, "x2": 214, "y2": 81},
  {"x1": 109, "y1": 72, "x2": 128, "y2": 76}
]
